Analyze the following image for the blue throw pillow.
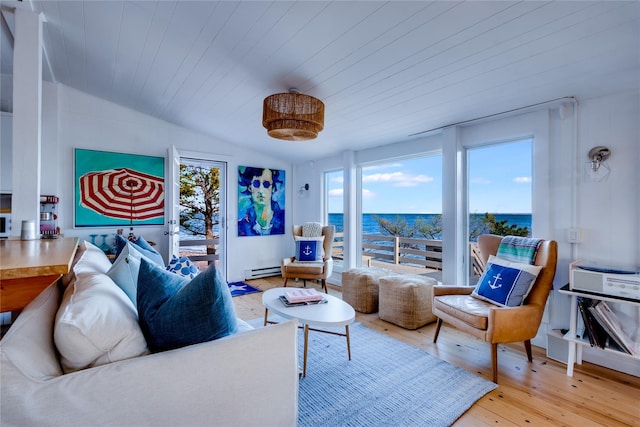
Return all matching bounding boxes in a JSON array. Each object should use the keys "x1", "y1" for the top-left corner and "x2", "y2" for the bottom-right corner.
[
  {"x1": 294, "y1": 236, "x2": 324, "y2": 262},
  {"x1": 106, "y1": 244, "x2": 143, "y2": 307},
  {"x1": 137, "y1": 258, "x2": 238, "y2": 352},
  {"x1": 166, "y1": 255, "x2": 200, "y2": 279},
  {"x1": 115, "y1": 234, "x2": 164, "y2": 266},
  {"x1": 472, "y1": 255, "x2": 542, "y2": 307},
  {"x1": 133, "y1": 235, "x2": 155, "y2": 252}
]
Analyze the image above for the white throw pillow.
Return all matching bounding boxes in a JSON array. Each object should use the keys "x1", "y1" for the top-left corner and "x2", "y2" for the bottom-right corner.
[
  {"x1": 62, "y1": 240, "x2": 112, "y2": 286},
  {"x1": 54, "y1": 273, "x2": 149, "y2": 373}
]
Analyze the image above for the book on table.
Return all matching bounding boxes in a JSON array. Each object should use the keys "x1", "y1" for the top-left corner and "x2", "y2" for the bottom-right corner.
[
  {"x1": 283, "y1": 288, "x2": 324, "y2": 303},
  {"x1": 281, "y1": 288, "x2": 326, "y2": 304},
  {"x1": 278, "y1": 295, "x2": 328, "y2": 307}
]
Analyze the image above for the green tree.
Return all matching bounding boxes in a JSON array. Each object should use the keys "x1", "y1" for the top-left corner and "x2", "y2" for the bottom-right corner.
[
  {"x1": 414, "y1": 215, "x2": 442, "y2": 239},
  {"x1": 375, "y1": 215, "x2": 414, "y2": 238},
  {"x1": 477, "y1": 213, "x2": 529, "y2": 237},
  {"x1": 180, "y1": 165, "x2": 219, "y2": 255},
  {"x1": 374, "y1": 215, "x2": 419, "y2": 252},
  {"x1": 375, "y1": 213, "x2": 529, "y2": 241}
]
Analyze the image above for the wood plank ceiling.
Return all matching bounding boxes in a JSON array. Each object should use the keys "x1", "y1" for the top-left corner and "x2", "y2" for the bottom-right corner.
[{"x1": 3, "y1": 1, "x2": 640, "y2": 161}]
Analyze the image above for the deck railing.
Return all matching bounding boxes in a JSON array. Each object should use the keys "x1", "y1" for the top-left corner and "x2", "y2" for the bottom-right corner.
[
  {"x1": 332, "y1": 232, "x2": 483, "y2": 274},
  {"x1": 179, "y1": 233, "x2": 484, "y2": 275},
  {"x1": 362, "y1": 234, "x2": 443, "y2": 269},
  {"x1": 179, "y1": 238, "x2": 219, "y2": 265}
]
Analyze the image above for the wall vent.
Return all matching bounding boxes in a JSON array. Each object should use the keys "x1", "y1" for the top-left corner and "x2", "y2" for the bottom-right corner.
[{"x1": 244, "y1": 266, "x2": 281, "y2": 280}]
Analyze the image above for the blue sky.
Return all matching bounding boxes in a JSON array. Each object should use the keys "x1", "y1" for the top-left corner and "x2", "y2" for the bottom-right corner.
[{"x1": 327, "y1": 139, "x2": 532, "y2": 214}]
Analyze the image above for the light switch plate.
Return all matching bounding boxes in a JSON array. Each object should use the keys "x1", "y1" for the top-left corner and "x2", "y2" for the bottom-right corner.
[{"x1": 567, "y1": 227, "x2": 582, "y2": 243}]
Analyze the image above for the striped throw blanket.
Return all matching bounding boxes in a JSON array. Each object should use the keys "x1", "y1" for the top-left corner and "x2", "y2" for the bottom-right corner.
[{"x1": 496, "y1": 236, "x2": 543, "y2": 265}]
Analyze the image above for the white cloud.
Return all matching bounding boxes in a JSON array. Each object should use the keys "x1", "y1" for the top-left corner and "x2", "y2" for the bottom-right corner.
[
  {"x1": 330, "y1": 187, "x2": 377, "y2": 199},
  {"x1": 362, "y1": 188, "x2": 375, "y2": 199},
  {"x1": 513, "y1": 176, "x2": 531, "y2": 183},
  {"x1": 470, "y1": 177, "x2": 491, "y2": 184},
  {"x1": 363, "y1": 171, "x2": 433, "y2": 187}
]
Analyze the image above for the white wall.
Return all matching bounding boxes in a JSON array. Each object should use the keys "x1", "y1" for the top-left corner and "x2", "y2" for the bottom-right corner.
[
  {"x1": 0, "y1": 112, "x2": 11, "y2": 192},
  {"x1": 291, "y1": 160, "x2": 323, "y2": 225},
  {"x1": 0, "y1": 82, "x2": 294, "y2": 282},
  {"x1": 575, "y1": 92, "x2": 639, "y2": 263}
]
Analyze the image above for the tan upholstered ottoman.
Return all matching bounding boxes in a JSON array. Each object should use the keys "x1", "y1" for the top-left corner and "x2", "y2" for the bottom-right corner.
[
  {"x1": 378, "y1": 275, "x2": 437, "y2": 329},
  {"x1": 341, "y1": 268, "x2": 394, "y2": 313}
]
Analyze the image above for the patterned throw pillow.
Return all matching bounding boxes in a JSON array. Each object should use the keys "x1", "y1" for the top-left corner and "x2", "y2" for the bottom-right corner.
[
  {"x1": 294, "y1": 236, "x2": 324, "y2": 262},
  {"x1": 166, "y1": 255, "x2": 200, "y2": 279},
  {"x1": 471, "y1": 255, "x2": 542, "y2": 307},
  {"x1": 137, "y1": 259, "x2": 238, "y2": 352},
  {"x1": 302, "y1": 222, "x2": 323, "y2": 237}
]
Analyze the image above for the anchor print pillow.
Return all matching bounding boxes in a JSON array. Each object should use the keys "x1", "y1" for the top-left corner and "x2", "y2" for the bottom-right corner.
[
  {"x1": 294, "y1": 236, "x2": 324, "y2": 262},
  {"x1": 472, "y1": 255, "x2": 542, "y2": 307}
]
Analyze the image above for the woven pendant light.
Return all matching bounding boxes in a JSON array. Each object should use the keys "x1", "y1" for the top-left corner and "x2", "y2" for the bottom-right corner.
[{"x1": 262, "y1": 89, "x2": 324, "y2": 141}]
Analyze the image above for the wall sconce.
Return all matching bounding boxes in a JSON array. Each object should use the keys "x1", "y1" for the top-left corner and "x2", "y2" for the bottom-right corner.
[
  {"x1": 297, "y1": 183, "x2": 310, "y2": 198},
  {"x1": 585, "y1": 146, "x2": 611, "y2": 182}
]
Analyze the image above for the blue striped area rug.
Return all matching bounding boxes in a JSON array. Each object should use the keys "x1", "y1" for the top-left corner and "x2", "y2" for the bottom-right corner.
[{"x1": 249, "y1": 319, "x2": 497, "y2": 426}]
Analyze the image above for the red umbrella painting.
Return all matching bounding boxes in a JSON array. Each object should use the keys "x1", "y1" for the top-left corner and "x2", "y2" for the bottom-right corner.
[{"x1": 79, "y1": 168, "x2": 165, "y2": 236}]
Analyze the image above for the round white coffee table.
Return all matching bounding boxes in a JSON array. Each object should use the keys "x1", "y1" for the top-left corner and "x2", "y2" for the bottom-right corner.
[{"x1": 262, "y1": 287, "x2": 355, "y2": 377}]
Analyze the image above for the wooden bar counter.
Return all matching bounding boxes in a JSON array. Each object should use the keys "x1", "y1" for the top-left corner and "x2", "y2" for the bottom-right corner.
[{"x1": 0, "y1": 237, "x2": 79, "y2": 313}]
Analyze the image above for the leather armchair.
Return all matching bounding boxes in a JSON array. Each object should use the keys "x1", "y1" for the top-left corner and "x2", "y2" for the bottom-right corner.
[
  {"x1": 281, "y1": 225, "x2": 335, "y2": 293},
  {"x1": 432, "y1": 234, "x2": 558, "y2": 383}
]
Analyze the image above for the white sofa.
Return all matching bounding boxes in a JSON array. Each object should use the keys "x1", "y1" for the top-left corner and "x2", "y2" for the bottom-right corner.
[{"x1": 0, "y1": 242, "x2": 299, "y2": 427}]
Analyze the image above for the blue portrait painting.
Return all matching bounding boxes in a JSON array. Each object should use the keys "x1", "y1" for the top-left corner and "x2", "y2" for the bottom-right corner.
[{"x1": 237, "y1": 166, "x2": 285, "y2": 236}]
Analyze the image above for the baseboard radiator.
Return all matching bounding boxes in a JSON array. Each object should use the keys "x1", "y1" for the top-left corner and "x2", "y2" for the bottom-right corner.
[{"x1": 244, "y1": 266, "x2": 281, "y2": 280}]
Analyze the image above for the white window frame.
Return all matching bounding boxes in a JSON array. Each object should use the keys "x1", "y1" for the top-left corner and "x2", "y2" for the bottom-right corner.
[{"x1": 441, "y1": 109, "x2": 551, "y2": 285}]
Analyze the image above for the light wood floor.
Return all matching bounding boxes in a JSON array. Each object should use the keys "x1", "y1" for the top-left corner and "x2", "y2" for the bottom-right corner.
[{"x1": 235, "y1": 276, "x2": 640, "y2": 427}]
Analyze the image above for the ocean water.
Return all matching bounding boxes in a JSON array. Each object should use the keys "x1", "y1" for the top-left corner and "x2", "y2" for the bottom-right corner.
[
  {"x1": 328, "y1": 213, "x2": 532, "y2": 239},
  {"x1": 178, "y1": 212, "x2": 532, "y2": 242}
]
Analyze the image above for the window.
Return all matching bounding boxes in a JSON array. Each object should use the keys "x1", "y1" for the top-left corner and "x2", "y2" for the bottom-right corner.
[
  {"x1": 359, "y1": 155, "x2": 443, "y2": 277},
  {"x1": 467, "y1": 138, "x2": 533, "y2": 281},
  {"x1": 325, "y1": 170, "x2": 344, "y2": 272}
]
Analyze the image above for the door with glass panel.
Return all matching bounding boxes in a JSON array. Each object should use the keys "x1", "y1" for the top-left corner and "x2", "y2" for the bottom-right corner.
[{"x1": 177, "y1": 157, "x2": 227, "y2": 278}]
